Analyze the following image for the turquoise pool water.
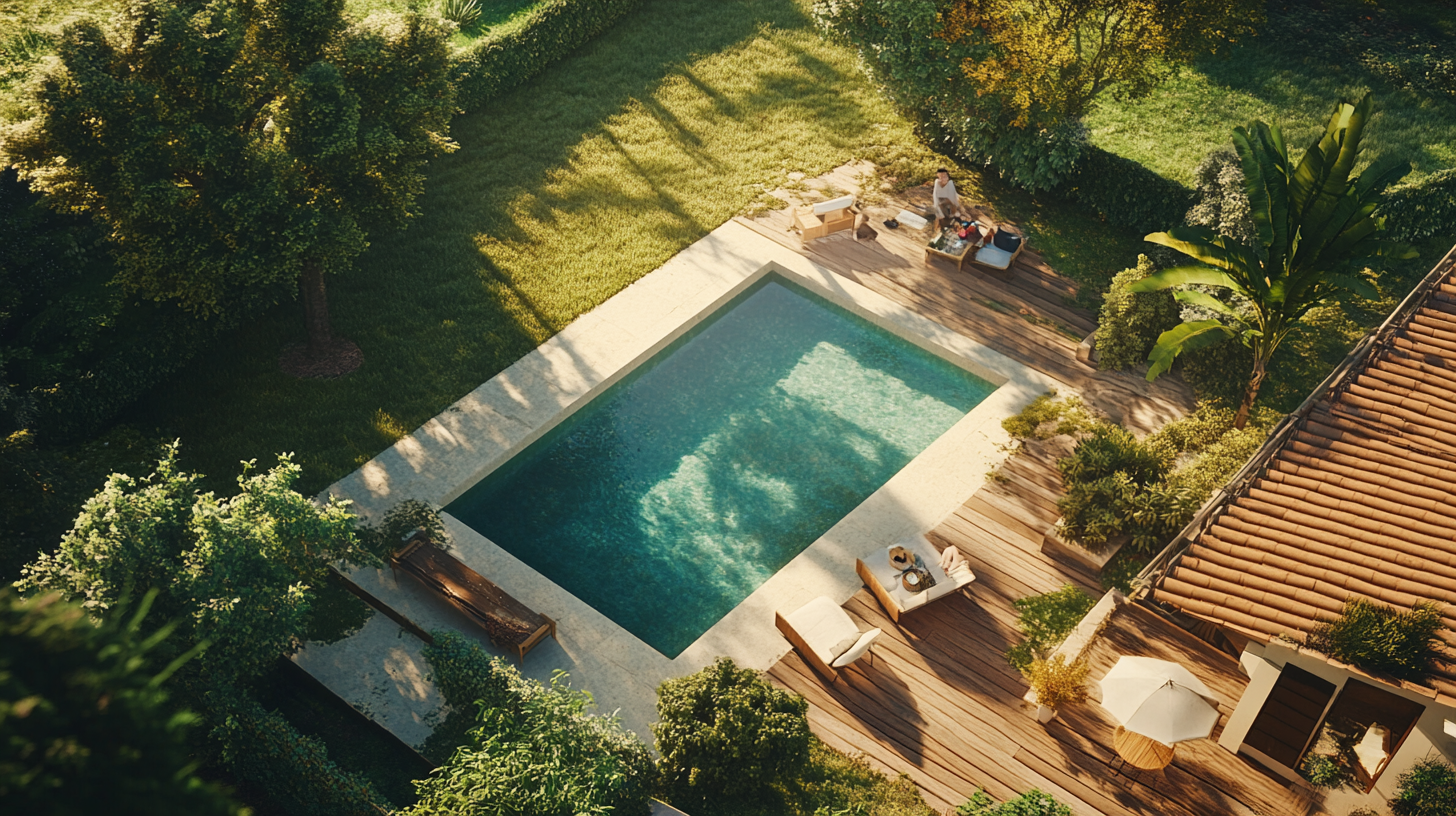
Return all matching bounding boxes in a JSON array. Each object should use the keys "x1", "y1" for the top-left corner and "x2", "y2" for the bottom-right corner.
[{"x1": 446, "y1": 275, "x2": 997, "y2": 657}]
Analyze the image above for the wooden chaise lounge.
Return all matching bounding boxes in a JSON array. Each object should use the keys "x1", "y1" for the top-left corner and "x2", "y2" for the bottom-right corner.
[{"x1": 391, "y1": 532, "x2": 557, "y2": 663}]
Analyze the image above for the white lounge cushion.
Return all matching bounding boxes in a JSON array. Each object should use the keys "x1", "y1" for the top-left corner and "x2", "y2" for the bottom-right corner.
[
  {"x1": 895, "y1": 209, "x2": 928, "y2": 230},
  {"x1": 786, "y1": 596, "x2": 860, "y2": 666},
  {"x1": 812, "y1": 194, "x2": 856, "y2": 215},
  {"x1": 974, "y1": 244, "x2": 1014, "y2": 270},
  {"x1": 1354, "y1": 724, "x2": 1390, "y2": 776},
  {"x1": 831, "y1": 628, "x2": 881, "y2": 668}
]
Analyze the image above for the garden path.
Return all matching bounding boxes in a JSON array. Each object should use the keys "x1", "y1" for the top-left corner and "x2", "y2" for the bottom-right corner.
[
  {"x1": 735, "y1": 162, "x2": 1197, "y2": 436},
  {"x1": 767, "y1": 439, "x2": 1330, "y2": 816}
]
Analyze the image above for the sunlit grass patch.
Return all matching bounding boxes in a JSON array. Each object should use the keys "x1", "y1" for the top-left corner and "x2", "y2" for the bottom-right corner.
[
  {"x1": 1087, "y1": 37, "x2": 1456, "y2": 185},
  {"x1": 125, "y1": 0, "x2": 990, "y2": 495}
]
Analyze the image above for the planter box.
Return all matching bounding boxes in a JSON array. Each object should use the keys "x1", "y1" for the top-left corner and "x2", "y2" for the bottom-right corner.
[
  {"x1": 1076, "y1": 330, "x2": 1098, "y2": 367},
  {"x1": 1040, "y1": 521, "x2": 1125, "y2": 573}
]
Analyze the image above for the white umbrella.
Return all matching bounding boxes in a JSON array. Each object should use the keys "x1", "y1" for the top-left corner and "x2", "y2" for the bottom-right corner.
[{"x1": 1099, "y1": 656, "x2": 1221, "y2": 746}]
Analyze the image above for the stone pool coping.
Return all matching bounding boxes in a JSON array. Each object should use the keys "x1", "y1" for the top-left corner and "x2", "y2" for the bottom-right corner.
[{"x1": 296, "y1": 218, "x2": 1064, "y2": 749}]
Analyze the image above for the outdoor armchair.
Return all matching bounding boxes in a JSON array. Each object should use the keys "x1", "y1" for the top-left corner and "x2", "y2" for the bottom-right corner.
[{"x1": 775, "y1": 595, "x2": 881, "y2": 683}]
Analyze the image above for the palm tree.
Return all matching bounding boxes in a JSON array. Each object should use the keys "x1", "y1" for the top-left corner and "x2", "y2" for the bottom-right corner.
[{"x1": 1132, "y1": 92, "x2": 1416, "y2": 428}]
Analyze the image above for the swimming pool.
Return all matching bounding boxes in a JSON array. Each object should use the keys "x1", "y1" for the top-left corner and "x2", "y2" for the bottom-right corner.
[{"x1": 445, "y1": 274, "x2": 997, "y2": 657}]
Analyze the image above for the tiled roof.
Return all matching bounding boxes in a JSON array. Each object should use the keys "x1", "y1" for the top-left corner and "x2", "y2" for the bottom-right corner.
[{"x1": 1154, "y1": 248, "x2": 1456, "y2": 704}]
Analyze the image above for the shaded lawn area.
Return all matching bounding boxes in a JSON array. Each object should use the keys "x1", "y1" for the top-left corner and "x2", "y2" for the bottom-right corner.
[
  {"x1": 123, "y1": 0, "x2": 1144, "y2": 497},
  {"x1": 1086, "y1": 6, "x2": 1456, "y2": 185}
]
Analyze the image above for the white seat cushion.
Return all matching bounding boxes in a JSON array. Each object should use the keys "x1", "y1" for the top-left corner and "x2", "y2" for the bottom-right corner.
[
  {"x1": 813, "y1": 194, "x2": 856, "y2": 215},
  {"x1": 974, "y1": 244, "x2": 1014, "y2": 269},
  {"x1": 785, "y1": 596, "x2": 860, "y2": 666},
  {"x1": 895, "y1": 209, "x2": 928, "y2": 230},
  {"x1": 831, "y1": 628, "x2": 881, "y2": 668},
  {"x1": 1355, "y1": 724, "x2": 1390, "y2": 776}
]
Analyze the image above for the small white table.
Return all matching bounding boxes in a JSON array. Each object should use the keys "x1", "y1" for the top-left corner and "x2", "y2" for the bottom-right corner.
[{"x1": 855, "y1": 534, "x2": 975, "y2": 623}]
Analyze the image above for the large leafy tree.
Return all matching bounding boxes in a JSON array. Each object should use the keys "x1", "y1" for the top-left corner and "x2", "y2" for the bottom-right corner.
[
  {"x1": 18, "y1": 443, "x2": 384, "y2": 687},
  {"x1": 816, "y1": 0, "x2": 1259, "y2": 190},
  {"x1": 1133, "y1": 93, "x2": 1417, "y2": 428},
  {"x1": 939, "y1": 0, "x2": 1261, "y2": 125},
  {"x1": 4, "y1": 0, "x2": 456, "y2": 373},
  {"x1": 0, "y1": 588, "x2": 242, "y2": 815}
]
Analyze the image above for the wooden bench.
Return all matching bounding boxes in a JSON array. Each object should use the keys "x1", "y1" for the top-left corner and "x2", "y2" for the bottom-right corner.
[
  {"x1": 791, "y1": 194, "x2": 857, "y2": 240},
  {"x1": 391, "y1": 532, "x2": 557, "y2": 663}
]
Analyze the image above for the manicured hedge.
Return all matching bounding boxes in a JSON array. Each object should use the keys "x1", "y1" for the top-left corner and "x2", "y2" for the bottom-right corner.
[
  {"x1": 1060, "y1": 146, "x2": 1195, "y2": 236},
  {"x1": 1381, "y1": 168, "x2": 1456, "y2": 244},
  {"x1": 449, "y1": 0, "x2": 645, "y2": 110},
  {"x1": 212, "y1": 696, "x2": 389, "y2": 816}
]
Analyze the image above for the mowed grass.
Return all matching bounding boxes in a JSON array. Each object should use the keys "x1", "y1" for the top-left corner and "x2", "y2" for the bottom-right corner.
[
  {"x1": 120, "y1": 0, "x2": 1151, "y2": 497},
  {"x1": 1086, "y1": 37, "x2": 1456, "y2": 185}
]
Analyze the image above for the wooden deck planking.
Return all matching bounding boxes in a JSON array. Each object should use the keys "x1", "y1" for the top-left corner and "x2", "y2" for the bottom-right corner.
[
  {"x1": 767, "y1": 448, "x2": 1321, "y2": 816},
  {"x1": 759, "y1": 165, "x2": 1311, "y2": 815},
  {"x1": 737, "y1": 172, "x2": 1197, "y2": 436}
]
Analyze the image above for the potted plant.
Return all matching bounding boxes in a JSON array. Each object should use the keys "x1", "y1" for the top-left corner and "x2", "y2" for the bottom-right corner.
[{"x1": 1028, "y1": 654, "x2": 1089, "y2": 723}]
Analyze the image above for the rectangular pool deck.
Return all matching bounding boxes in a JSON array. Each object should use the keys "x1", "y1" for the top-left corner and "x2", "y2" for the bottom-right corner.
[
  {"x1": 297, "y1": 164, "x2": 1239, "y2": 816},
  {"x1": 767, "y1": 441, "x2": 1321, "y2": 816}
]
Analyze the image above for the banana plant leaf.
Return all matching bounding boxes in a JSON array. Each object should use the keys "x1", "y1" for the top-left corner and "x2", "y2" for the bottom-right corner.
[{"x1": 1146, "y1": 320, "x2": 1236, "y2": 381}]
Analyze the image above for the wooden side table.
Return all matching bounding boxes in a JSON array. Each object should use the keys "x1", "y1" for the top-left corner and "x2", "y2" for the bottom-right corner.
[
  {"x1": 1113, "y1": 725, "x2": 1176, "y2": 771},
  {"x1": 924, "y1": 225, "x2": 986, "y2": 270}
]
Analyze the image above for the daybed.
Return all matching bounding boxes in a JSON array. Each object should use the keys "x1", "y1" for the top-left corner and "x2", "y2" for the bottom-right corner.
[{"x1": 972, "y1": 227, "x2": 1025, "y2": 270}]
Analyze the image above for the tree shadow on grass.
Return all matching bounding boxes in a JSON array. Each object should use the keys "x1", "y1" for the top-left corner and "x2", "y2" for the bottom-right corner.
[{"x1": 123, "y1": 0, "x2": 899, "y2": 497}]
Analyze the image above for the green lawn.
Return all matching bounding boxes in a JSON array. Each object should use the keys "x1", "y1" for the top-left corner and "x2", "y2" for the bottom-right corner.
[
  {"x1": 1086, "y1": 4, "x2": 1456, "y2": 185},
  {"x1": 121, "y1": 0, "x2": 1141, "y2": 498}
]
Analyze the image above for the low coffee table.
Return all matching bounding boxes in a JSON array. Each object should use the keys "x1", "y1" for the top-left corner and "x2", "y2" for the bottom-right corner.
[{"x1": 924, "y1": 224, "x2": 986, "y2": 270}]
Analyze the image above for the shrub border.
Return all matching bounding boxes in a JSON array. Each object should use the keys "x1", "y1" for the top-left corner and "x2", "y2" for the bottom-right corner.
[{"x1": 449, "y1": 0, "x2": 645, "y2": 111}]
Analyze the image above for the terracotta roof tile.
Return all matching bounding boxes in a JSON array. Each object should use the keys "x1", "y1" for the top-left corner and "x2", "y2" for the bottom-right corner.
[{"x1": 1157, "y1": 253, "x2": 1456, "y2": 697}]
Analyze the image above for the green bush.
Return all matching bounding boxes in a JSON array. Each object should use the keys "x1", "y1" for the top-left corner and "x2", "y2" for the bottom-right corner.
[
  {"x1": 1144, "y1": 402, "x2": 1239, "y2": 457},
  {"x1": 1163, "y1": 425, "x2": 1269, "y2": 501},
  {"x1": 792, "y1": 739, "x2": 935, "y2": 816},
  {"x1": 358, "y1": 499, "x2": 450, "y2": 556},
  {"x1": 449, "y1": 0, "x2": 644, "y2": 110},
  {"x1": 414, "y1": 630, "x2": 655, "y2": 816},
  {"x1": 929, "y1": 108, "x2": 1087, "y2": 193},
  {"x1": 1095, "y1": 256, "x2": 1180, "y2": 372},
  {"x1": 1382, "y1": 169, "x2": 1456, "y2": 244},
  {"x1": 1391, "y1": 758, "x2": 1456, "y2": 816},
  {"x1": 1054, "y1": 408, "x2": 1269, "y2": 557},
  {"x1": 1006, "y1": 585, "x2": 1096, "y2": 672},
  {"x1": 1060, "y1": 145, "x2": 1194, "y2": 235},
  {"x1": 0, "y1": 171, "x2": 224, "y2": 446},
  {"x1": 1121, "y1": 482, "x2": 1199, "y2": 555},
  {"x1": 21, "y1": 303, "x2": 227, "y2": 442},
  {"x1": 418, "y1": 629, "x2": 536, "y2": 762},
  {"x1": 1057, "y1": 425, "x2": 1169, "y2": 487},
  {"x1": 1055, "y1": 472, "x2": 1137, "y2": 550},
  {"x1": 211, "y1": 694, "x2": 389, "y2": 816},
  {"x1": 439, "y1": 0, "x2": 483, "y2": 27},
  {"x1": 1298, "y1": 752, "x2": 1354, "y2": 791},
  {"x1": 654, "y1": 657, "x2": 811, "y2": 813},
  {"x1": 1002, "y1": 392, "x2": 1097, "y2": 441},
  {"x1": 1307, "y1": 599, "x2": 1448, "y2": 681},
  {"x1": 956, "y1": 788, "x2": 1072, "y2": 816}
]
